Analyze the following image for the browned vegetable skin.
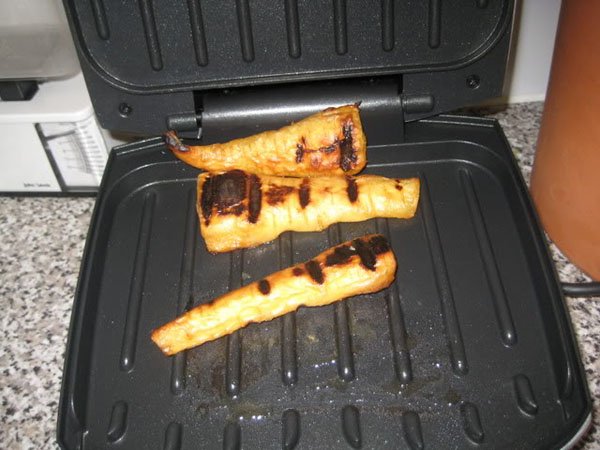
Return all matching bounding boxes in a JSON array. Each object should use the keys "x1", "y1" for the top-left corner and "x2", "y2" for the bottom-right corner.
[
  {"x1": 198, "y1": 170, "x2": 420, "y2": 253},
  {"x1": 164, "y1": 104, "x2": 367, "y2": 177},
  {"x1": 151, "y1": 234, "x2": 396, "y2": 355}
]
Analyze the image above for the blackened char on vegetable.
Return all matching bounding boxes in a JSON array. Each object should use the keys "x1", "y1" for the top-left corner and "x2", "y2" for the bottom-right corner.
[
  {"x1": 324, "y1": 235, "x2": 392, "y2": 271},
  {"x1": 200, "y1": 170, "x2": 262, "y2": 225}
]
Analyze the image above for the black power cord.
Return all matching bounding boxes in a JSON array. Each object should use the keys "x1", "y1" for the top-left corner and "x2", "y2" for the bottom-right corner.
[{"x1": 561, "y1": 282, "x2": 600, "y2": 298}]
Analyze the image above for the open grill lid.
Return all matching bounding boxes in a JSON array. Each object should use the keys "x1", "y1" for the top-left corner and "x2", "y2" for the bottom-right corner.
[{"x1": 62, "y1": 0, "x2": 514, "y2": 135}]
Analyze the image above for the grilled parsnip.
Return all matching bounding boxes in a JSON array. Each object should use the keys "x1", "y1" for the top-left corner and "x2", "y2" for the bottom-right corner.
[
  {"x1": 151, "y1": 234, "x2": 396, "y2": 355},
  {"x1": 165, "y1": 104, "x2": 367, "y2": 177},
  {"x1": 198, "y1": 170, "x2": 420, "y2": 253}
]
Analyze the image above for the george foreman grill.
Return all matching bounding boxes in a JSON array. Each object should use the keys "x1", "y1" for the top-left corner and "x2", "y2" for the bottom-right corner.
[{"x1": 58, "y1": 1, "x2": 592, "y2": 448}]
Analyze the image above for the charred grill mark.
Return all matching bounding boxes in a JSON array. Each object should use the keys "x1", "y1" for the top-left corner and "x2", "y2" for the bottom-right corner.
[
  {"x1": 200, "y1": 170, "x2": 249, "y2": 225},
  {"x1": 229, "y1": 204, "x2": 245, "y2": 215},
  {"x1": 296, "y1": 143, "x2": 336, "y2": 163},
  {"x1": 296, "y1": 143, "x2": 304, "y2": 163},
  {"x1": 299, "y1": 178, "x2": 310, "y2": 208},
  {"x1": 305, "y1": 260, "x2": 324, "y2": 284},
  {"x1": 325, "y1": 244, "x2": 355, "y2": 267},
  {"x1": 266, "y1": 185, "x2": 295, "y2": 206},
  {"x1": 352, "y1": 238, "x2": 377, "y2": 271},
  {"x1": 214, "y1": 170, "x2": 246, "y2": 212},
  {"x1": 346, "y1": 176, "x2": 358, "y2": 202},
  {"x1": 323, "y1": 235, "x2": 391, "y2": 269},
  {"x1": 294, "y1": 135, "x2": 344, "y2": 168},
  {"x1": 200, "y1": 170, "x2": 265, "y2": 225},
  {"x1": 292, "y1": 267, "x2": 305, "y2": 276},
  {"x1": 248, "y1": 174, "x2": 262, "y2": 223},
  {"x1": 368, "y1": 235, "x2": 391, "y2": 255},
  {"x1": 200, "y1": 170, "x2": 246, "y2": 225},
  {"x1": 200, "y1": 175, "x2": 214, "y2": 225},
  {"x1": 339, "y1": 120, "x2": 357, "y2": 172},
  {"x1": 258, "y1": 279, "x2": 271, "y2": 295}
]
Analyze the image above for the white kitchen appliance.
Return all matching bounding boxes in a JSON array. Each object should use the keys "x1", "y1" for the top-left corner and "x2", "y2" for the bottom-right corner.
[
  {"x1": 0, "y1": 74, "x2": 111, "y2": 193},
  {"x1": 0, "y1": 0, "x2": 114, "y2": 193}
]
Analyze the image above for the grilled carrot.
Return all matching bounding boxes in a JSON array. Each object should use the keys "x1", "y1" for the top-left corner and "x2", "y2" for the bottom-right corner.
[
  {"x1": 197, "y1": 170, "x2": 420, "y2": 253},
  {"x1": 151, "y1": 234, "x2": 396, "y2": 355},
  {"x1": 165, "y1": 104, "x2": 367, "y2": 177}
]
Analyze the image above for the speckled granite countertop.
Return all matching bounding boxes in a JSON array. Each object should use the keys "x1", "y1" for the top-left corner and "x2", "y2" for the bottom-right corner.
[{"x1": 0, "y1": 102, "x2": 598, "y2": 449}]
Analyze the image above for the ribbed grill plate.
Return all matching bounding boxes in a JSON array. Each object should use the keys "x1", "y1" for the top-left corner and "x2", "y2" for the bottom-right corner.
[{"x1": 58, "y1": 117, "x2": 590, "y2": 449}]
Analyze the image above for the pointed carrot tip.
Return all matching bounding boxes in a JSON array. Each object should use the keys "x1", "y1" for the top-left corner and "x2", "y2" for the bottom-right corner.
[{"x1": 164, "y1": 131, "x2": 189, "y2": 153}]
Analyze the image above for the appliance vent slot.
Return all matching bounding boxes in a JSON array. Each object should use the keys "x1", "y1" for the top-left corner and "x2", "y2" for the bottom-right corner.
[
  {"x1": 334, "y1": 302, "x2": 355, "y2": 381},
  {"x1": 284, "y1": 0, "x2": 301, "y2": 58},
  {"x1": 381, "y1": 0, "x2": 395, "y2": 51},
  {"x1": 225, "y1": 250, "x2": 244, "y2": 396},
  {"x1": 282, "y1": 409, "x2": 301, "y2": 449},
  {"x1": 461, "y1": 402, "x2": 485, "y2": 443},
  {"x1": 279, "y1": 233, "x2": 299, "y2": 385},
  {"x1": 163, "y1": 422, "x2": 182, "y2": 450},
  {"x1": 90, "y1": 0, "x2": 110, "y2": 40},
  {"x1": 477, "y1": 0, "x2": 489, "y2": 8},
  {"x1": 281, "y1": 314, "x2": 298, "y2": 384},
  {"x1": 236, "y1": 0, "x2": 255, "y2": 62},
  {"x1": 341, "y1": 405, "x2": 362, "y2": 448},
  {"x1": 420, "y1": 175, "x2": 468, "y2": 376},
  {"x1": 428, "y1": 0, "x2": 442, "y2": 49},
  {"x1": 226, "y1": 331, "x2": 243, "y2": 397},
  {"x1": 377, "y1": 218, "x2": 413, "y2": 383},
  {"x1": 107, "y1": 401, "x2": 128, "y2": 443},
  {"x1": 223, "y1": 422, "x2": 241, "y2": 450},
  {"x1": 170, "y1": 352, "x2": 187, "y2": 394},
  {"x1": 187, "y1": 0, "x2": 209, "y2": 66},
  {"x1": 514, "y1": 374, "x2": 539, "y2": 416},
  {"x1": 329, "y1": 225, "x2": 356, "y2": 381},
  {"x1": 170, "y1": 189, "x2": 198, "y2": 394},
  {"x1": 403, "y1": 411, "x2": 424, "y2": 450},
  {"x1": 333, "y1": 0, "x2": 348, "y2": 55},
  {"x1": 460, "y1": 169, "x2": 517, "y2": 347},
  {"x1": 138, "y1": 0, "x2": 163, "y2": 70},
  {"x1": 120, "y1": 191, "x2": 156, "y2": 372}
]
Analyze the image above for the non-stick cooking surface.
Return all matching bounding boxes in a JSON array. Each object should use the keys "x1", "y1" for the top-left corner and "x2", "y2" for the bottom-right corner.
[{"x1": 58, "y1": 116, "x2": 590, "y2": 449}]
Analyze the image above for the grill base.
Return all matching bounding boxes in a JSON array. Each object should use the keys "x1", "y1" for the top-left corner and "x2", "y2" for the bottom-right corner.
[{"x1": 58, "y1": 116, "x2": 591, "y2": 449}]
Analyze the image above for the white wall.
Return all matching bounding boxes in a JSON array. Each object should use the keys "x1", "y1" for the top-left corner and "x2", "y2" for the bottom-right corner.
[{"x1": 503, "y1": 0, "x2": 562, "y2": 103}]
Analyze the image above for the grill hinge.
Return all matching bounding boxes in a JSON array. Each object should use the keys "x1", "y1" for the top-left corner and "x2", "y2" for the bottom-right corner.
[
  {"x1": 174, "y1": 77, "x2": 406, "y2": 145},
  {"x1": 401, "y1": 94, "x2": 435, "y2": 115},
  {"x1": 166, "y1": 112, "x2": 202, "y2": 136}
]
